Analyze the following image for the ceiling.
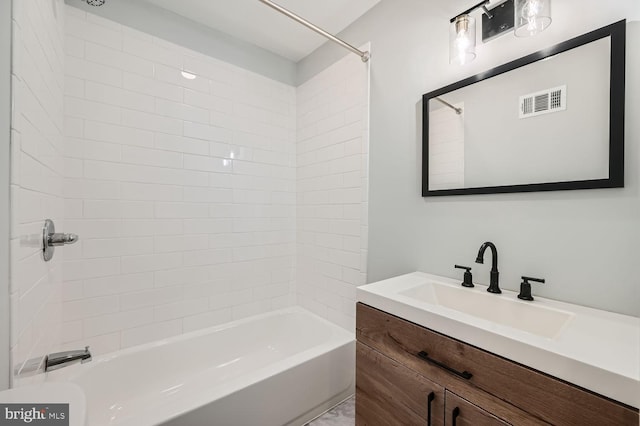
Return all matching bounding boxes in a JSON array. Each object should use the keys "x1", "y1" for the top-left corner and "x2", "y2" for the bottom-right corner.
[{"x1": 138, "y1": 0, "x2": 381, "y2": 62}]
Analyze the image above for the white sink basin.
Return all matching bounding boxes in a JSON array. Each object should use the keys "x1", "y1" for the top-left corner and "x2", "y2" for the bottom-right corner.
[{"x1": 399, "y1": 281, "x2": 573, "y2": 339}]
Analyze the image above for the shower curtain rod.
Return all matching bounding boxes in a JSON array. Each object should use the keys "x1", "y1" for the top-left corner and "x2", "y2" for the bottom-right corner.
[
  {"x1": 257, "y1": 0, "x2": 370, "y2": 62},
  {"x1": 435, "y1": 97, "x2": 463, "y2": 115}
]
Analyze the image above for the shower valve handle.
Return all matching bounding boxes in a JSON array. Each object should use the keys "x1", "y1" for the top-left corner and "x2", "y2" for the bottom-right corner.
[
  {"x1": 48, "y1": 232, "x2": 79, "y2": 246},
  {"x1": 42, "y1": 219, "x2": 79, "y2": 262}
]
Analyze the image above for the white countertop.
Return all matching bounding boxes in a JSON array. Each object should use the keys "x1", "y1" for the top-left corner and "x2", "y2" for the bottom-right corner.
[{"x1": 357, "y1": 272, "x2": 640, "y2": 408}]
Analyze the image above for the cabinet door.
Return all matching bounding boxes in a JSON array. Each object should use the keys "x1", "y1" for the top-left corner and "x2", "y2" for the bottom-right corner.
[
  {"x1": 445, "y1": 391, "x2": 509, "y2": 426},
  {"x1": 356, "y1": 342, "x2": 445, "y2": 426}
]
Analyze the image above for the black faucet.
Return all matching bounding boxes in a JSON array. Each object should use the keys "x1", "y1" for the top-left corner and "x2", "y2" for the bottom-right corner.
[{"x1": 475, "y1": 242, "x2": 500, "y2": 294}]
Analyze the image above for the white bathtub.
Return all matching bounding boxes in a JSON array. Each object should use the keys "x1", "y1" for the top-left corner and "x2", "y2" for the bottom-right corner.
[{"x1": 47, "y1": 307, "x2": 355, "y2": 426}]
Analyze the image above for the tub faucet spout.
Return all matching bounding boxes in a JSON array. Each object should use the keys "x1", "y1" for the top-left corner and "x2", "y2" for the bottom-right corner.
[{"x1": 45, "y1": 346, "x2": 92, "y2": 372}]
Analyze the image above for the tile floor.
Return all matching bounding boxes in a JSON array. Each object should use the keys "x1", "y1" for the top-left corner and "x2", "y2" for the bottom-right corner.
[{"x1": 307, "y1": 396, "x2": 355, "y2": 426}]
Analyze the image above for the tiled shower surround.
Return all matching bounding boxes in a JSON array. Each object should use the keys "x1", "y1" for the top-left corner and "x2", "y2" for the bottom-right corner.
[
  {"x1": 60, "y1": 7, "x2": 297, "y2": 354},
  {"x1": 10, "y1": 0, "x2": 66, "y2": 384},
  {"x1": 296, "y1": 51, "x2": 370, "y2": 331},
  {"x1": 24, "y1": 6, "x2": 370, "y2": 355}
]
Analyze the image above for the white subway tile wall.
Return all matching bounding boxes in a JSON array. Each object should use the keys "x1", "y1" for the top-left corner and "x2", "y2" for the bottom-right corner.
[
  {"x1": 10, "y1": 0, "x2": 66, "y2": 385},
  {"x1": 61, "y1": 6, "x2": 297, "y2": 353},
  {"x1": 296, "y1": 46, "x2": 370, "y2": 331},
  {"x1": 9, "y1": 3, "x2": 370, "y2": 364}
]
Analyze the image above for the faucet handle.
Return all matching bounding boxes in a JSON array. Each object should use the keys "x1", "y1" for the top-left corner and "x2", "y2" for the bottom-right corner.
[
  {"x1": 518, "y1": 276, "x2": 545, "y2": 301},
  {"x1": 454, "y1": 265, "x2": 474, "y2": 288}
]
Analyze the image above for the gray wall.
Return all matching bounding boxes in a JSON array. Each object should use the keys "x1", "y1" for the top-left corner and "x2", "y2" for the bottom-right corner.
[
  {"x1": 0, "y1": 0, "x2": 11, "y2": 390},
  {"x1": 298, "y1": 0, "x2": 640, "y2": 316},
  {"x1": 64, "y1": 0, "x2": 297, "y2": 85}
]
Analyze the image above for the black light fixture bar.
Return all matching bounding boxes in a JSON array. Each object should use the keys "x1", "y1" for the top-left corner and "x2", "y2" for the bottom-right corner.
[{"x1": 482, "y1": 0, "x2": 515, "y2": 42}]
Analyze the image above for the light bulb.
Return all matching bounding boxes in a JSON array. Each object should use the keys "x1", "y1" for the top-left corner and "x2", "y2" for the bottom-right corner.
[
  {"x1": 456, "y1": 33, "x2": 470, "y2": 64},
  {"x1": 524, "y1": 0, "x2": 542, "y2": 32},
  {"x1": 449, "y1": 15, "x2": 476, "y2": 65},
  {"x1": 515, "y1": 0, "x2": 551, "y2": 37}
]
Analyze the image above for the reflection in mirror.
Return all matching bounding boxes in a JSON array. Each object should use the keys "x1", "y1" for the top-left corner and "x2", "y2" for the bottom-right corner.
[{"x1": 422, "y1": 20, "x2": 625, "y2": 196}]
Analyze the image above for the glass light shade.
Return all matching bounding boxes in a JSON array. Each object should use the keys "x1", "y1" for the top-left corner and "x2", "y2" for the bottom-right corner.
[
  {"x1": 449, "y1": 15, "x2": 476, "y2": 65},
  {"x1": 514, "y1": 0, "x2": 551, "y2": 37}
]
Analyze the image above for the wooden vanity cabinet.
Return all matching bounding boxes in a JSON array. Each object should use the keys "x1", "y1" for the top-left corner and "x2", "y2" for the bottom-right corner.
[
  {"x1": 356, "y1": 342, "x2": 445, "y2": 425},
  {"x1": 355, "y1": 303, "x2": 639, "y2": 426},
  {"x1": 445, "y1": 391, "x2": 509, "y2": 426}
]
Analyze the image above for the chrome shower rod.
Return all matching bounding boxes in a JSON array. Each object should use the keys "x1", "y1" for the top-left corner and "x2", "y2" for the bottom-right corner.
[
  {"x1": 435, "y1": 97, "x2": 463, "y2": 115},
  {"x1": 257, "y1": 0, "x2": 370, "y2": 62}
]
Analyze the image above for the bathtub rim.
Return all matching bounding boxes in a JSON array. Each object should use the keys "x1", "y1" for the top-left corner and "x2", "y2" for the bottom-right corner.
[
  {"x1": 47, "y1": 306, "x2": 355, "y2": 425},
  {"x1": 51, "y1": 306, "x2": 354, "y2": 364}
]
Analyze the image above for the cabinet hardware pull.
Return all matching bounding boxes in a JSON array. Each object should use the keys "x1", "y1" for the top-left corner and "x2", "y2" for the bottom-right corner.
[
  {"x1": 427, "y1": 392, "x2": 435, "y2": 426},
  {"x1": 417, "y1": 351, "x2": 473, "y2": 380},
  {"x1": 452, "y1": 407, "x2": 460, "y2": 426}
]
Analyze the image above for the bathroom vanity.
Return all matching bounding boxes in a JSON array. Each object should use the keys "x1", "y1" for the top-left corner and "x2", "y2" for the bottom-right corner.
[{"x1": 355, "y1": 273, "x2": 639, "y2": 425}]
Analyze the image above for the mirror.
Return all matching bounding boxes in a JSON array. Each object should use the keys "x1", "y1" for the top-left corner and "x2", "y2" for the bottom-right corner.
[{"x1": 422, "y1": 20, "x2": 625, "y2": 196}]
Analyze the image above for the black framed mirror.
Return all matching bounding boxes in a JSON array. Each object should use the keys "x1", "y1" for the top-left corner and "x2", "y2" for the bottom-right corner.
[{"x1": 422, "y1": 20, "x2": 625, "y2": 197}]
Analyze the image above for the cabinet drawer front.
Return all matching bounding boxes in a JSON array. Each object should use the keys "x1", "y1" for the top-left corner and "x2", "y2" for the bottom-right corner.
[
  {"x1": 356, "y1": 342, "x2": 445, "y2": 426},
  {"x1": 356, "y1": 303, "x2": 639, "y2": 426},
  {"x1": 445, "y1": 391, "x2": 509, "y2": 426}
]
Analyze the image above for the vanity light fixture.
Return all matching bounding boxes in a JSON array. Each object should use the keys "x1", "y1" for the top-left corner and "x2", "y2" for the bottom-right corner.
[
  {"x1": 450, "y1": 14, "x2": 477, "y2": 65},
  {"x1": 452, "y1": 0, "x2": 552, "y2": 65},
  {"x1": 514, "y1": 0, "x2": 552, "y2": 37},
  {"x1": 449, "y1": 1, "x2": 491, "y2": 65},
  {"x1": 482, "y1": 0, "x2": 552, "y2": 41}
]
